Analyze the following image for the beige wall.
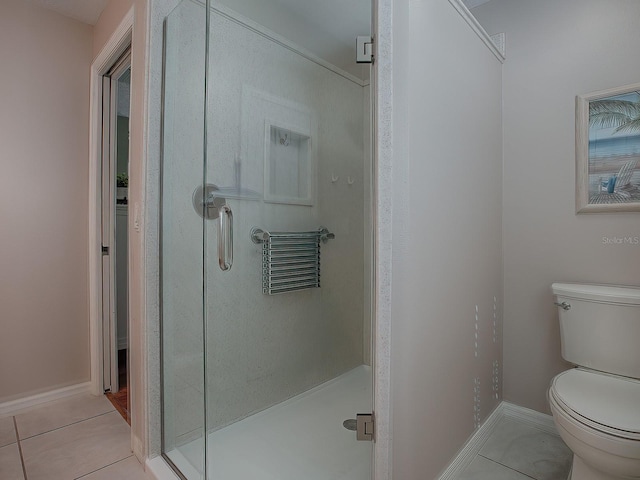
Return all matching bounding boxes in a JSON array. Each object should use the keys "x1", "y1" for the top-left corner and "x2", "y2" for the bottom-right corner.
[
  {"x1": 0, "y1": 0, "x2": 93, "y2": 402},
  {"x1": 390, "y1": 1, "x2": 503, "y2": 478},
  {"x1": 473, "y1": 0, "x2": 640, "y2": 414},
  {"x1": 93, "y1": 0, "x2": 135, "y2": 58}
]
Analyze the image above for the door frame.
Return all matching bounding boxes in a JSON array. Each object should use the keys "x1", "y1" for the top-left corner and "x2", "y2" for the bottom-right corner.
[
  {"x1": 101, "y1": 51, "x2": 132, "y2": 394},
  {"x1": 89, "y1": 8, "x2": 134, "y2": 398}
]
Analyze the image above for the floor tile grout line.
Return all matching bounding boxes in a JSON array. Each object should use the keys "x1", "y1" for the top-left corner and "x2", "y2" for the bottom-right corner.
[
  {"x1": 19, "y1": 410, "x2": 117, "y2": 442},
  {"x1": 73, "y1": 454, "x2": 134, "y2": 479},
  {"x1": 477, "y1": 454, "x2": 538, "y2": 479},
  {"x1": 5, "y1": 395, "x2": 117, "y2": 420},
  {"x1": 13, "y1": 416, "x2": 28, "y2": 480}
]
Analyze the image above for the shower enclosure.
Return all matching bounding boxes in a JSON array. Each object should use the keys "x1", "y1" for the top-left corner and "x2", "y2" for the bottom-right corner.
[{"x1": 161, "y1": 0, "x2": 373, "y2": 478}]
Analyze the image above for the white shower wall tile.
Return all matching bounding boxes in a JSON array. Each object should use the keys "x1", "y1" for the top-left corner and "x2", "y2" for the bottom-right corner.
[
  {"x1": 173, "y1": 380, "x2": 205, "y2": 441},
  {"x1": 174, "y1": 352, "x2": 204, "y2": 393}
]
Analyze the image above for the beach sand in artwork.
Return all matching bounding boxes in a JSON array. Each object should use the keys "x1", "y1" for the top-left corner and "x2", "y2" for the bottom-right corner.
[{"x1": 588, "y1": 155, "x2": 640, "y2": 201}]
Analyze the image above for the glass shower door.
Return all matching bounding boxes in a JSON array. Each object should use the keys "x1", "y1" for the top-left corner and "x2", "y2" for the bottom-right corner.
[
  {"x1": 161, "y1": 1, "x2": 208, "y2": 478},
  {"x1": 202, "y1": 0, "x2": 374, "y2": 478},
  {"x1": 161, "y1": 0, "x2": 373, "y2": 477}
]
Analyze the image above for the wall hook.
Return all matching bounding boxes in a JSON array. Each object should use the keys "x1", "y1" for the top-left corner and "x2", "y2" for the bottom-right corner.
[
  {"x1": 347, "y1": 176, "x2": 355, "y2": 185},
  {"x1": 331, "y1": 173, "x2": 339, "y2": 183}
]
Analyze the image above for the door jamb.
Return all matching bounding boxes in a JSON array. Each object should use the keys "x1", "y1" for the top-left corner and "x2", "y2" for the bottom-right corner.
[{"x1": 89, "y1": 8, "x2": 134, "y2": 398}]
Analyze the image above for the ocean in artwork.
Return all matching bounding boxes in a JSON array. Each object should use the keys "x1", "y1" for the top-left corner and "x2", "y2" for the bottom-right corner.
[{"x1": 589, "y1": 134, "x2": 640, "y2": 159}]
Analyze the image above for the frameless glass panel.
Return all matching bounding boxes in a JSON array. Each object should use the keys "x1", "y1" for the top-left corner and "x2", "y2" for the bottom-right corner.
[
  {"x1": 203, "y1": 0, "x2": 373, "y2": 478},
  {"x1": 161, "y1": 1, "x2": 207, "y2": 478}
]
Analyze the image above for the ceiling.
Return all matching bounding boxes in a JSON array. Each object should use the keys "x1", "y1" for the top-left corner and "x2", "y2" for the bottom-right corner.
[
  {"x1": 32, "y1": 0, "x2": 371, "y2": 80},
  {"x1": 32, "y1": 0, "x2": 495, "y2": 81},
  {"x1": 30, "y1": 0, "x2": 489, "y2": 29},
  {"x1": 29, "y1": 0, "x2": 107, "y2": 25}
]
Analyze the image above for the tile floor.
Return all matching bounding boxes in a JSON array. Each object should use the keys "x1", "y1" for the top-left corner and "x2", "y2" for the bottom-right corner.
[
  {"x1": 457, "y1": 417, "x2": 573, "y2": 480},
  {"x1": 0, "y1": 393, "x2": 153, "y2": 480},
  {"x1": 0, "y1": 391, "x2": 573, "y2": 480}
]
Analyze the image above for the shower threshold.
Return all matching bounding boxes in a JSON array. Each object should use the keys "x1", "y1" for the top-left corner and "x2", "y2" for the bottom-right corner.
[{"x1": 166, "y1": 365, "x2": 372, "y2": 480}]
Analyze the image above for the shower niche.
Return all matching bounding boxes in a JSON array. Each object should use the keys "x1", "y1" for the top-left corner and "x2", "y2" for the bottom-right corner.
[{"x1": 265, "y1": 122, "x2": 314, "y2": 206}]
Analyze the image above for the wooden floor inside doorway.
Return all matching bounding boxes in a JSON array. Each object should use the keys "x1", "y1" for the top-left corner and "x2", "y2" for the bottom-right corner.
[{"x1": 106, "y1": 349, "x2": 129, "y2": 424}]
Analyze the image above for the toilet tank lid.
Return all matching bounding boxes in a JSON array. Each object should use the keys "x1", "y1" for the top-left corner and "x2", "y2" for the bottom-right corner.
[{"x1": 551, "y1": 283, "x2": 640, "y2": 305}]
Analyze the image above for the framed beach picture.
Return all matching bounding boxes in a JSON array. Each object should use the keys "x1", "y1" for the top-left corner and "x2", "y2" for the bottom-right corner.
[{"x1": 576, "y1": 83, "x2": 640, "y2": 213}]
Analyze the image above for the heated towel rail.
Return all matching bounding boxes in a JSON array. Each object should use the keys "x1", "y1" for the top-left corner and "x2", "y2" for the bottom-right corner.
[{"x1": 250, "y1": 227, "x2": 335, "y2": 295}]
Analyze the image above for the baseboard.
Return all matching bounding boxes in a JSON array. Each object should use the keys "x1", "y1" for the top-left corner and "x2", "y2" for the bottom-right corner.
[
  {"x1": 501, "y1": 401, "x2": 558, "y2": 435},
  {"x1": 0, "y1": 382, "x2": 92, "y2": 417},
  {"x1": 147, "y1": 456, "x2": 180, "y2": 480},
  {"x1": 147, "y1": 454, "x2": 191, "y2": 480},
  {"x1": 437, "y1": 403, "x2": 504, "y2": 480},
  {"x1": 437, "y1": 401, "x2": 559, "y2": 480}
]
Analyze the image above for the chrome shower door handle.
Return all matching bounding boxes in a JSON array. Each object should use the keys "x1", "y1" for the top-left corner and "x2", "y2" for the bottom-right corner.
[{"x1": 217, "y1": 204, "x2": 233, "y2": 271}]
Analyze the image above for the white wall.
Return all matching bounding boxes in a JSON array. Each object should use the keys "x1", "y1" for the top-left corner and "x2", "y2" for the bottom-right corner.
[
  {"x1": 473, "y1": 0, "x2": 640, "y2": 414},
  {"x1": 0, "y1": 0, "x2": 93, "y2": 403},
  {"x1": 390, "y1": 1, "x2": 503, "y2": 478},
  {"x1": 93, "y1": 0, "x2": 134, "y2": 57}
]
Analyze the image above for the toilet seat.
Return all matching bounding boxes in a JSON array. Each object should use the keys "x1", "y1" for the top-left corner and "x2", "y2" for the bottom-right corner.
[{"x1": 550, "y1": 369, "x2": 640, "y2": 441}]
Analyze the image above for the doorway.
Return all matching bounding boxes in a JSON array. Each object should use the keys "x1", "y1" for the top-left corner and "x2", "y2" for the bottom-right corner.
[{"x1": 101, "y1": 49, "x2": 132, "y2": 424}]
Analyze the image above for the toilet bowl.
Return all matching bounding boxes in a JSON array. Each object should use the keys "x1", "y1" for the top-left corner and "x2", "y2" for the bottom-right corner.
[
  {"x1": 549, "y1": 283, "x2": 640, "y2": 480},
  {"x1": 548, "y1": 369, "x2": 640, "y2": 479}
]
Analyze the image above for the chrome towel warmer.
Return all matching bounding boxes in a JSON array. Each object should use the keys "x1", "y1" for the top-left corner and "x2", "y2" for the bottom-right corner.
[{"x1": 250, "y1": 227, "x2": 335, "y2": 295}]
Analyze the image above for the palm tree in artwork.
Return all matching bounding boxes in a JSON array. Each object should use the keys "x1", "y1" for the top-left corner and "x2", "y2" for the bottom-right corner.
[
  {"x1": 589, "y1": 92, "x2": 640, "y2": 199},
  {"x1": 589, "y1": 94, "x2": 640, "y2": 133}
]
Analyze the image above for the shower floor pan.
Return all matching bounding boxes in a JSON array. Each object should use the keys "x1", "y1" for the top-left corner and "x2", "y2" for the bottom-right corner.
[{"x1": 168, "y1": 365, "x2": 372, "y2": 480}]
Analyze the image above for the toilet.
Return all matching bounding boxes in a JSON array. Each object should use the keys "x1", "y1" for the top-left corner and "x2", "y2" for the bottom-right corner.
[{"x1": 549, "y1": 283, "x2": 640, "y2": 480}]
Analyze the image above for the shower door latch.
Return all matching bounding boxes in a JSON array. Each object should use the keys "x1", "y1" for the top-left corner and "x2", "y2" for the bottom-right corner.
[
  {"x1": 356, "y1": 36, "x2": 374, "y2": 64},
  {"x1": 356, "y1": 413, "x2": 375, "y2": 441}
]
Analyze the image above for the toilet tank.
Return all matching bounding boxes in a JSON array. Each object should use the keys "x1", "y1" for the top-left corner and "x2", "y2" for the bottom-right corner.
[{"x1": 551, "y1": 283, "x2": 640, "y2": 379}]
